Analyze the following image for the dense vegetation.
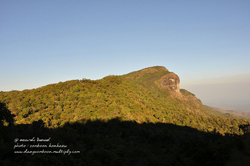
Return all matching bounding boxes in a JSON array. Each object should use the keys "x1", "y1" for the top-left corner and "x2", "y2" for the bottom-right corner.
[
  {"x1": 1, "y1": 66, "x2": 250, "y2": 165},
  {"x1": 0, "y1": 66, "x2": 249, "y2": 135}
]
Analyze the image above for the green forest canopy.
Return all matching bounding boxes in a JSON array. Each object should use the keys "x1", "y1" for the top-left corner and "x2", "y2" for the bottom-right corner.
[{"x1": 0, "y1": 66, "x2": 249, "y2": 135}]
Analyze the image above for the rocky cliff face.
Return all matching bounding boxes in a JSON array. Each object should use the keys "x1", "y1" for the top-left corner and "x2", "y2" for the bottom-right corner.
[
  {"x1": 159, "y1": 73, "x2": 180, "y2": 94},
  {"x1": 158, "y1": 70, "x2": 202, "y2": 107}
]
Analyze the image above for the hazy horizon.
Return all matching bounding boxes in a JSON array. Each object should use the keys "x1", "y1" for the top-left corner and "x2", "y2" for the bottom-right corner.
[{"x1": 181, "y1": 81, "x2": 250, "y2": 112}]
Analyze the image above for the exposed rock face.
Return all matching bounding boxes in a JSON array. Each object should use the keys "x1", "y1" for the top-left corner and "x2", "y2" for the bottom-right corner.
[
  {"x1": 159, "y1": 73, "x2": 180, "y2": 94},
  {"x1": 158, "y1": 71, "x2": 203, "y2": 107}
]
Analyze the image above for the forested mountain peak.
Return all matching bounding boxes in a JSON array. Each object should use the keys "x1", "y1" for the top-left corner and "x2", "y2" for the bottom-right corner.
[
  {"x1": 123, "y1": 66, "x2": 169, "y2": 80},
  {"x1": 123, "y1": 66, "x2": 199, "y2": 106},
  {"x1": 123, "y1": 66, "x2": 180, "y2": 95}
]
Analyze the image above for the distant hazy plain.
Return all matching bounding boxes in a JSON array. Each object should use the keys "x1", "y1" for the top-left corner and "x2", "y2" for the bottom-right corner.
[{"x1": 181, "y1": 74, "x2": 250, "y2": 112}]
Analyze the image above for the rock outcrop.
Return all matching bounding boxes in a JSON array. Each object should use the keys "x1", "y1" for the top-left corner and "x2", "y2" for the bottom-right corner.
[{"x1": 159, "y1": 73, "x2": 180, "y2": 94}]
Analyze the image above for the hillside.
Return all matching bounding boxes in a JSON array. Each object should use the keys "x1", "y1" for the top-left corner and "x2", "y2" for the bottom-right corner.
[
  {"x1": 0, "y1": 66, "x2": 249, "y2": 134},
  {"x1": 1, "y1": 66, "x2": 250, "y2": 165}
]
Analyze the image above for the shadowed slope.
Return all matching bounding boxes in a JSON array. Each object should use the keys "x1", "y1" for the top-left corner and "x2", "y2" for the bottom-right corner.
[{"x1": 1, "y1": 118, "x2": 249, "y2": 166}]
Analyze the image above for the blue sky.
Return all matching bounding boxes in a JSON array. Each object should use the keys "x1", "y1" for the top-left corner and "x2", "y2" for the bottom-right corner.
[{"x1": 1, "y1": 1, "x2": 250, "y2": 110}]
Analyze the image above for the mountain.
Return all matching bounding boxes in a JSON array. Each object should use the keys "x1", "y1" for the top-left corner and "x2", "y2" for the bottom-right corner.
[
  {"x1": 0, "y1": 66, "x2": 249, "y2": 133},
  {"x1": 1, "y1": 66, "x2": 250, "y2": 166}
]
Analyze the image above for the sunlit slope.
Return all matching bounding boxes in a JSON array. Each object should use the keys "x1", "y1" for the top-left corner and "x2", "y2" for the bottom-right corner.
[
  {"x1": 0, "y1": 66, "x2": 249, "y2": 135},
  {"x1": 122, "y1": 66, "x2": 235, "y2": 118}
]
